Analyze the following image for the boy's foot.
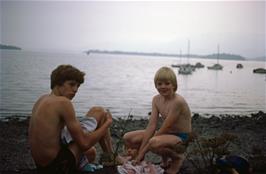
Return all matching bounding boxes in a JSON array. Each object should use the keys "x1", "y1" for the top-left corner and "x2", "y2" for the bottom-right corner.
[{"x1": 160, "y1": 156, "x2": 172, "y2": 169}]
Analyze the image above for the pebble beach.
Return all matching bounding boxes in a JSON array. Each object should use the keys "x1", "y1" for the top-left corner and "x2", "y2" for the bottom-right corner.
[{"x1": 0, "y1": 111, "x2": 266, "y2": 174}]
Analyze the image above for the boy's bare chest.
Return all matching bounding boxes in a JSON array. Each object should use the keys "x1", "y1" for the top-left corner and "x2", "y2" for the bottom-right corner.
[{"x1": 157, "y1": 101, "x2": 173, "y2": 119}]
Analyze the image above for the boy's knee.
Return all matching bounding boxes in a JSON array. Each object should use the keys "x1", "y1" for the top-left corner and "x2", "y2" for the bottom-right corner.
[
  {"x1": 148, "y1": 137, "x2": 160, "y2": 151},
  {"x1": 87, "y1": 106, "x2": 105, "y2": 116},
  {"x1": 123, "y1": 133, "x2": 132, "y2": 146},
  {"x1": 86, "y1": 106, "x2": 107, "y2": 122},
  {"x1": 123, "y1": 133, "x2": 129, "y2": 141},
  {"x1": 123, "y1": 133, "x2": 140, "y2": 148}
]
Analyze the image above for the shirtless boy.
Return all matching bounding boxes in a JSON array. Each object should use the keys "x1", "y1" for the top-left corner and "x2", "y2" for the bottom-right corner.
[
  {"x1": 29, "y1": 64, "x2": 114, "y2": 173},
  {"x1": 123, "y1": 66, "x2": 192, "y2": 174}
]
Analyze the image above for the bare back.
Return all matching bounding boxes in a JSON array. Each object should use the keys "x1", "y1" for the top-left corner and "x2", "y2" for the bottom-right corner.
[
  {"x1": 154, "y1": 93, "x2": 191, "y2": 133},
  {"x1": 29, "y1": 94, "x2": 68, "y2": 166}
]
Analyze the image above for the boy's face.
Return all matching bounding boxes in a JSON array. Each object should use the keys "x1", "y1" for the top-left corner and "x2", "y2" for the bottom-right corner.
[
  {"x1": 155, "y1": 80, "x2": 175, "y2": 97},
  {"x1": 58, "y1": 80, "x2": 80, "y2": 100}
]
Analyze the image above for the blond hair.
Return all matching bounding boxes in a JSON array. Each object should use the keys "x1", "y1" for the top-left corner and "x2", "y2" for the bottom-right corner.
[{"x1": 154, "y1": 66, "x2": 177, "y2": 91}]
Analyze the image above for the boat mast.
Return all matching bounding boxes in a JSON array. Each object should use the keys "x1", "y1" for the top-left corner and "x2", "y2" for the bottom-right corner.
[
  {"x1": 187, "y1": 39, "x2": 190, "y2": 64},
  {"x1": 179, "y1": 49, "x2": 182, "y2": 64},
  {"x1": 217, "y1": 44, "x2": 220, "y2": 64}
]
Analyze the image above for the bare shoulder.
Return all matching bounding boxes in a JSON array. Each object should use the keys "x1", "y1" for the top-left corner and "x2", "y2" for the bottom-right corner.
[
  {"x1": 174, "y1": 94, "x2": 188, "y2": 106},
  {"x1": 53, "y1": 95, "x2": 71, "y2": 103},
  {"x1": 33, "y1": 95, "x2": 71, "y2": 112},
  {"x1": 50, "y1": 96, "x2": 73, "y2": 110},
  {"x1": 174, "y1": 94, "x2": 191, "y2": 117},
  {"x1": 152, "y1": 94, "x2": 160, "y2": 102},
  {"x1": 32, "y1": 94, "x2": 49, "y2": 112},
  {"x1": 152, "y1": 94, "x2": 161, "y2": 106},
  {"x1": 41, "y1": 94, "x2": 69, "y2": 104},
  {"x1": 173, "y1": 94, "x2": 190, "y2": 112}
]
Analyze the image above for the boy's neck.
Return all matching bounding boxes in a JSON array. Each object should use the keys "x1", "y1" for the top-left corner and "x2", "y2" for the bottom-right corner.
[
  {"x1": 51, "y1": 87, "x2": 60, "y2": 96},
  {"x1": 162, "y1": 93, "x2": 176, "y2": 100}
]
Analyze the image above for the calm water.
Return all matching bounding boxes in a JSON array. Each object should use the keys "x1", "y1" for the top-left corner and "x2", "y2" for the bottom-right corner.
[{"x1": 0, "y1": 50, "x2": 265, "y2": 119}]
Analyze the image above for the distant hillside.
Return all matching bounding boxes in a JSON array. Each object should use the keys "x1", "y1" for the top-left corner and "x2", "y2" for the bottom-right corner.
[
  {"x1": 86, "y1": 49, "x2": 246, "y2": 61},
  {"x1": 204, "y1": 53, "x2": 246, "y2": 60},
  {"x1": 0, "y1": 44, "x2": 21, "y2": 50}
]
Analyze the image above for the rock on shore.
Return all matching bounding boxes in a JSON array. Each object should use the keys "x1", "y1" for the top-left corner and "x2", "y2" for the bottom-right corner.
[{"x1": 0, "y1": 111, "x2": 265, "y2": 173}]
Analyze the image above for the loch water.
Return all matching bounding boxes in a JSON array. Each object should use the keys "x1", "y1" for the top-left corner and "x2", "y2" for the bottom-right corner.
[{"x1": 0, "y1": 50, "x2": 265, "y2": 119}]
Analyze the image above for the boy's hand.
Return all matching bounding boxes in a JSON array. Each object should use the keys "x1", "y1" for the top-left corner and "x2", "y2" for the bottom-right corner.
[{"x1": 132, "y1": 154, "x2": 144, "y2": 165}]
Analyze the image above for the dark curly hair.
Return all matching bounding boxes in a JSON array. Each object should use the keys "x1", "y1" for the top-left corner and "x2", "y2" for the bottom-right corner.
[{"x1": 50, "y1": 64, "x2": 85, "y2": 89}]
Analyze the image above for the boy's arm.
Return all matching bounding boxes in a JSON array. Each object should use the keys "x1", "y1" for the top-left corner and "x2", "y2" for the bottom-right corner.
[
  {"x1": 135, "y1": 97, "x2": 158, "y2": 163},
  {"x1": 60, "y1": 99, "x2": 112, "y2": 151}
]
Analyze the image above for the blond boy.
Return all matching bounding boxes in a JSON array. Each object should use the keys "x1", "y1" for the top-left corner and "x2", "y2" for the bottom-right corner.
[{"x1": 123, "y1": 66, "x2": 192, "y2": 174}]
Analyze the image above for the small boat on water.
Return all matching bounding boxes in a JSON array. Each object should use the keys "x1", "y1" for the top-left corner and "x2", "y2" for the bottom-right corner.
[
  {"x1": 207, "y1": 63, "x2": 223, "y2": 70},
  {"x1": 174, "y1": 40, "x2": 195, "y2": 75},
  {"x1": 253, "y1": 68, "x2": 266, "y2": 74},
  {"x1": 178, "y1": 65, "x2": 193, "y2": 75},
  {"x1": 178, "y1": 40, "x2": 194, "y2": 75},
  {"x1": 194, "y1": 62, "x2": 205, "y2": 68},
  {"x1": 236, "y1": 63, "x2": 243, "y2": 69}
]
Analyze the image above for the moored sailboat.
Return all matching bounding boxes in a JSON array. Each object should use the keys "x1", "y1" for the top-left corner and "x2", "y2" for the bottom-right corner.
[
  {"x1": 178, "y1": 40, "x2": 194, "y2": 75},
  {"x1": 207, "y1": 44, "x2": 223, "y2": 70}
]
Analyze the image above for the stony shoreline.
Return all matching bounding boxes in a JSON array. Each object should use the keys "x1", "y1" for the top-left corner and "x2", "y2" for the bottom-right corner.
[{"x1": 0, "y1": 111, "x2": 266, "y2": 173}]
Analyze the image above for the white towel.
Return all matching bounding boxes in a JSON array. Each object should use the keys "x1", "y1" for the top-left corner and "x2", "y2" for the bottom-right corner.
[{"x1": 61, "y1": 117, "x2": 97, "y2": 144}]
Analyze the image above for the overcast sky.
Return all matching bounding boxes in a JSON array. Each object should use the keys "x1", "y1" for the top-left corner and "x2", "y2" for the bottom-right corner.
[{"x1": 1, "y1": 1, "x2": 265, "y2": 58}]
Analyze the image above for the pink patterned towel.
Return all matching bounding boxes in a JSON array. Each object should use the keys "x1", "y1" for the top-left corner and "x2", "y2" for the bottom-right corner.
[{"x1": 117, "y1": 161, "x2": 164, "y2": 174}]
